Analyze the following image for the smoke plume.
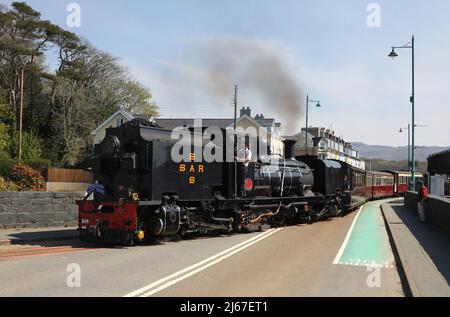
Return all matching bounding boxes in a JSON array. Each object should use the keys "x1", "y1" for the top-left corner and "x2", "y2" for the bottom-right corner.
[{"x1": 159, "y1": 36, "x2": 305, "y2": 134}]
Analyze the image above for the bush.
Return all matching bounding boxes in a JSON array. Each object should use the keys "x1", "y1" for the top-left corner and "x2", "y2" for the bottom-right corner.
[
  {"x1": 0, "y1": 101, "x2": 14, "y2": 127},
  {"x1": 25, "y1": 158, "x2": 52, "y2": 174},
  {"x1": 9, "y1": 130, "x2": 44, "y2": 161},
  {"x1": 9, "y1": 163, "x2": 45, "y2": 192},
  {"x1": 0, "y1": 154, "x2": 17, "y2": 178},
  {"x1": 0, "y1": 123, "x2": 9, "y2": 154},
  {"x1": 0, "y1": 176, "x2": 8, "y2": 191},
  {"x1": 0, "y1": 176, "x2": 18, "y2": 192}
]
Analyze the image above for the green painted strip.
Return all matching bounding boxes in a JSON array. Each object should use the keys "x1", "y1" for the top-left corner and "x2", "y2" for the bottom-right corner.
[{"x1": 338, "y1": 201, "x2": 391, "y2": 266}]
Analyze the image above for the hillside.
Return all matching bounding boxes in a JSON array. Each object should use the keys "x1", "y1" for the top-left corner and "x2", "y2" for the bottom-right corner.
[
  {"x1": 352, "y1": 143, "x2": 449, "y2": 161},
  {"x1": 362, "y1": 159, "x2": 428, "y2": 173}
]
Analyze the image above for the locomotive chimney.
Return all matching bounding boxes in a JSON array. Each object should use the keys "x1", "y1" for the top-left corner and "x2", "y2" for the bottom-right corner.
[{"x1": 283, "y1": 139, "x2": 297, "y2": 160}]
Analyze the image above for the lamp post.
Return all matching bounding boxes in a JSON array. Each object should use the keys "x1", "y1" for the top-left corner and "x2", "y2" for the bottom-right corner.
[
  {"x1": 305, "y1": 94, "x2": 321, "y2": 155},
  {"x1": 19, "y1": 66, "x2": 25, "y2": 163},
  {"x1": 389, "y1": 35, "x2": 415, "y2": 190},
  {"x1": 399, "y1": 125, "x2": 411, "y2": 170}
]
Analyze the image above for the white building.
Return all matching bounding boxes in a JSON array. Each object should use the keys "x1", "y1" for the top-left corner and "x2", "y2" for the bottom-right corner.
[
  {"x1": 91, "y1": 109, "x2": 134, "y2": 145},
  {"x1": 290, "y1": 127, "x2": 366, "y2": 170},
  {"x1": 90, "y1": 107, "x2": 285, "y2": 155}
]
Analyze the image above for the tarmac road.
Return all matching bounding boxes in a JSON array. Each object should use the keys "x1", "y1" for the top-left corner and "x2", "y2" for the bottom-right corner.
[{"x1": 0, "y1": 200, "x2": 403, "y2": 297}]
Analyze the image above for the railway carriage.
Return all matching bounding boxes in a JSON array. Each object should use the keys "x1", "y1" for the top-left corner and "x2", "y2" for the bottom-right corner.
[
  {"x1": 385, "y1": 171, "x2": 424, "y2": 195},
  {"x1": 335, "y1": 161, "x2": 367, "y2": 210},
  {"x1": 368, "y1": 171, "x2": 395, "y2": 198}
]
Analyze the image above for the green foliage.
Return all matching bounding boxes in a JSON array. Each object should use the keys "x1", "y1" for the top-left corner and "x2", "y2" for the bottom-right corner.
[
  {"x1": 9, "y1": 130, "x2": 44, "y2": 161},
  {"x1": 0, "y1": 102, "x2": 14, "y2": 126},
  {"x1": 9, "y1": 163, "x2": 45, "y2": 191},
  {"x1": 119, "y1": 80, "x2": 159, "y2": 116},
  {"x1": 364, "y1": 158, "x2": 428, "y2": 174},
  {"x1": 0, "y1": 123, "x2": 9, "y2": 154},
  {"x1": 24, "y1": 157, "x2": 51, "y2": 173},
  {"x1": 11, "y1": 2, "x2": 41, "y2": 18},
  {"x1": 0, "y1": 175, "x2": 18, "y2": 192},
  {"x1": 0, "y1": 98, "x2": 14, "y2": 157},
  {"x1": 0, "y1": 154, "x2": 16, "y2": 178}
]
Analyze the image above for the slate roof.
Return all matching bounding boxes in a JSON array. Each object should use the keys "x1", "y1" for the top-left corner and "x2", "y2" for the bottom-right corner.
[{"x1": 134, "y1": 115, "x2": 278, "y2": 131}]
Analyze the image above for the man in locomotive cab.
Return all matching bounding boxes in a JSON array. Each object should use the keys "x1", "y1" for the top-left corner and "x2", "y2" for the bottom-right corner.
[{"x1": 236, "y1": 143, "x2": 252, "y2": 197}]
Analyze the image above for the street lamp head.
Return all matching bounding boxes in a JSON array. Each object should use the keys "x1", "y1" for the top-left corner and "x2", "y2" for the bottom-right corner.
[
  {"x1": 399, "y1": 129, "x2": 403, "y2": 133},
  {"x1": 316, "y1": 102, "x2": 321, "y2": 108},
  {"x1": 388, "y1": 47, "x2": 398, "y2": 59}
]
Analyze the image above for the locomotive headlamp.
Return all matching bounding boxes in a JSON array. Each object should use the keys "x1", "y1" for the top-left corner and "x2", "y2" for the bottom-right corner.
[
  {"x1": 137, "y1": 230, "x2": 145, "y2": 241},
  {"x1": 131, "y1": 193, "x2": 139, "y2": 201}
]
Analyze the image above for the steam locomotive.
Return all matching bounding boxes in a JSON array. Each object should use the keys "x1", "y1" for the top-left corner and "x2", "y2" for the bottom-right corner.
[{"x1": 77, "y1": 119, "x2": 419, "y2": 245}]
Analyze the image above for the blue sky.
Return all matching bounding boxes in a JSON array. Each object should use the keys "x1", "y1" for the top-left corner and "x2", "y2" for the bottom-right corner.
[{"x1": 4, "y1": 0, "x2": 450, "y2": 146}]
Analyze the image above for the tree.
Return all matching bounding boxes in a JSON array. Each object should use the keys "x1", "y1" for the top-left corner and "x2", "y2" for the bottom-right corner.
[
  {"x1": 0, "y1": 91, "x2": 13, "y2": 157},
  {"x1": 118, "y1": 80, "x2": 158, "y2": 116},
  {"x1": 0, "y1": 3, "x2": 49, "y2": 115},
  {"x1": 46, "y1": 76, "x2": 93, "y2": 165},
  {"x1": 0, "y1": 2, "x2": 158, "y2": 167}
]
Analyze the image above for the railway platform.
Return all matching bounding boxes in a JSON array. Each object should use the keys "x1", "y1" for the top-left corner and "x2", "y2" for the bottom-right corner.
[{"x1": 381, "y1": 200, "x2": 450, "y2": 297}]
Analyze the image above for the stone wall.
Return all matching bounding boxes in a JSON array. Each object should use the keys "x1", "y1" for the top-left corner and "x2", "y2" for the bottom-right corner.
[
  {"x1": 404, "y1": 191, "x2": 450, "y2": 233},
  {"x1": 0, "y1": 192, "x2": 84, "y2": 228}
]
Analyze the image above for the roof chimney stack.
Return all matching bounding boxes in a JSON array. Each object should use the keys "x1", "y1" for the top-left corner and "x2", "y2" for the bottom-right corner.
[{"x1": 240, "y1": 107, "x2": 252, "y2": 117}]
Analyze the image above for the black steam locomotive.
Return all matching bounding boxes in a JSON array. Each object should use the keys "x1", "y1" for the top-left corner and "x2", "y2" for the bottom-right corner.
[{"x1": 77, "y1": 119, "x2": 351, "y2": 245}]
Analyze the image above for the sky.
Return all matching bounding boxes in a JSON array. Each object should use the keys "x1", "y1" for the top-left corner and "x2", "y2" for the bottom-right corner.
[{"x1": 3, "y1": 0, "x2": 450, "y2": 146}]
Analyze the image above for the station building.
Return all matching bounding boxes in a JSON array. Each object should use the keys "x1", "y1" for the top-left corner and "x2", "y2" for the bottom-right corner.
[{"x1": 428, "y1": 149, "x2": 450, "y2": 196}]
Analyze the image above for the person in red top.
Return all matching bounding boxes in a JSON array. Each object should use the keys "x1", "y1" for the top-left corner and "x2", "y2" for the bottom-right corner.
[{"x1": 417, "y1": 181, "x2": 429, "y2": 223}]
